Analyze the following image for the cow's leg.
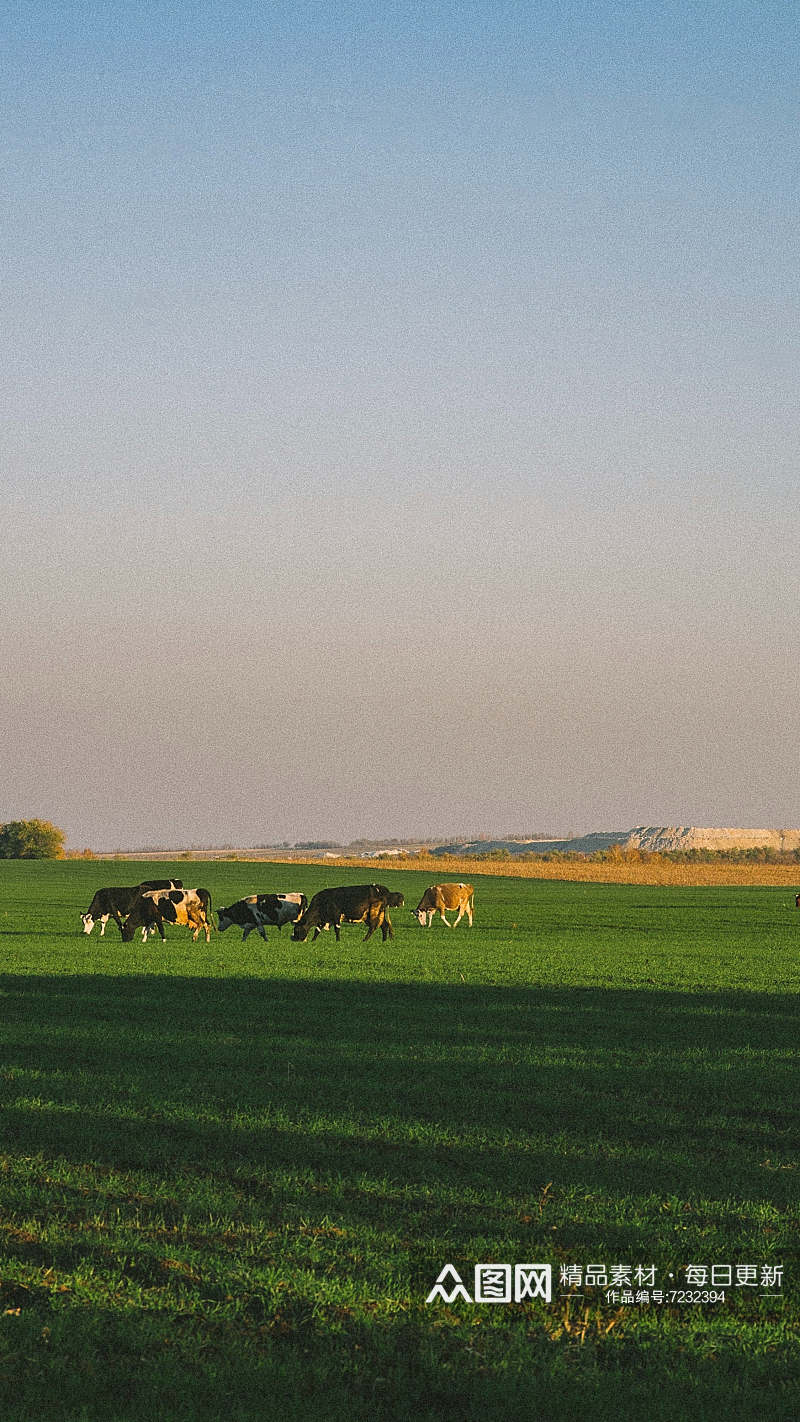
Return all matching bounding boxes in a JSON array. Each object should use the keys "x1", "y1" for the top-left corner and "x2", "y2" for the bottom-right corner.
[
  {"x1": 99, "y1": 917, "x2": 107, "y2": 936},
  {"x1": 333, "y1": 922, "x2": 341, "y2": 941},
  {"x1": 439, "y1": 911, "x2": 452, "y2": 927},
  {"x1": 452, "y1": 907, "x2": 464, "y2": 926},
  {"x1": 188, "y1": 911, "x2": 208, "y2": 943}
]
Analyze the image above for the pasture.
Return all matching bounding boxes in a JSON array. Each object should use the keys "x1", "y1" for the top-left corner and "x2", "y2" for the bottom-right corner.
[{"x1": 0, "y1": 860, "x2": 798, "y2": 1419}]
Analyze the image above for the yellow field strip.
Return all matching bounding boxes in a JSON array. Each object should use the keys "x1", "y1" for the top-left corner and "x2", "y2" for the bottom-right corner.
[{"x1": 208, "y1": 853, "x2": 800, "y2": 890}]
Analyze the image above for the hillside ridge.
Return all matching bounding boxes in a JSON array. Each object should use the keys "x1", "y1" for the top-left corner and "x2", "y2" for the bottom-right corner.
[{"x1": 433, "y1": 826, "x2": 800, "y2": 856}]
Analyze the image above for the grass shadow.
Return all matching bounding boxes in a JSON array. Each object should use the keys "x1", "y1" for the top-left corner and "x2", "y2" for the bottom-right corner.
[
  {"x1": 1, "y1": 974, "x2": 798, "y2": 1419},
  {"x1": 0, "y1": 974, "x2": 797, "y2": 1209}
]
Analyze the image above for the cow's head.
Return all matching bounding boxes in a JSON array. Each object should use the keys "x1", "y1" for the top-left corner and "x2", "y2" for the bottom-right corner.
[
  {"x1": 80, "y1": 913, "x2": 94, "y2": 934},
  {"x1": 217, "y1": 908, "x2": 233, "y2": 933},
  {"x1": 385, "y1": 892, "x2": 404, "y2": 908},
  {"x1": 291, "y1": 918, "x2": 311, "y2": 942}
]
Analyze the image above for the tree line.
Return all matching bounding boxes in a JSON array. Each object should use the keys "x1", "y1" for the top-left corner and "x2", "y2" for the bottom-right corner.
[{"x1": 0, "y1": 819, "x2": 65, "y2": 858}]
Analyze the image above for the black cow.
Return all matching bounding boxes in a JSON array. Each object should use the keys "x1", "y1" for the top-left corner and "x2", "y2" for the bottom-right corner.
[
  {"x1": 217, "y1": 893, "x2": 308, "y2": 942},
  {"x1": 292, "y1": 885, "x2": 400, "y2": 943},
  {"x1": 81, "y1": 880, "x2": 183, "y2": 936},
  {"x1": 121, "y1": 888, "x2": 213, "y2": 944}
]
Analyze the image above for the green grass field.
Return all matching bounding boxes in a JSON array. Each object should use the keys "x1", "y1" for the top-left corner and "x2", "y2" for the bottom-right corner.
[{"x1": 0, "y1": 860, "x2": 798, "y2": 1419}]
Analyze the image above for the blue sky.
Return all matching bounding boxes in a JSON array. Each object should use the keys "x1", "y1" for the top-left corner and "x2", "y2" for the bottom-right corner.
[{"x1": 2, "y1": 3, "x2": 799, "y2": 846}]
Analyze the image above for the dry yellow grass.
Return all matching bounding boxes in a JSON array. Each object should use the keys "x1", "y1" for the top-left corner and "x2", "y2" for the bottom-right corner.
[{"x1": 238, "y1": 852, "x2": 800, "y2": 889}]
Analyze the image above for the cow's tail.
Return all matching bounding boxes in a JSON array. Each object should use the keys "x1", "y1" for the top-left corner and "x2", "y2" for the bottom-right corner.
[{"x1": 199, "y1": 887, "x2": 214, "y2": 931}]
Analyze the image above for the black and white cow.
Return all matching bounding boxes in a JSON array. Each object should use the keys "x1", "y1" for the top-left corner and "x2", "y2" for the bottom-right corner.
[
  {"x1": 217, "y1": 893, "x2": 307, "y2": 942},
  {"x1": 81, "y1": 881, "x2": 183, "y2": 936},
  {"x1": 120, "y1": 888, "x2": 212, "y2": 944}
]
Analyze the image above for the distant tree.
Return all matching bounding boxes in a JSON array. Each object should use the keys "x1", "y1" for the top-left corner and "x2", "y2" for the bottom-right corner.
[{"x1": 0, "y1": 819, "x2": 66, "y2": 859}]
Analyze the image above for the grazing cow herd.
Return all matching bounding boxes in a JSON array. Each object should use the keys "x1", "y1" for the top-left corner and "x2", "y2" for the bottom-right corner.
[{"x1": 79, "y1": 879, "x2": 475, "y2": 945}]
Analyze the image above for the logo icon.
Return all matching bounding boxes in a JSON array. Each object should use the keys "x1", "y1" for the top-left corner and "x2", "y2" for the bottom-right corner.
[
  {"x1": 425, "y1": 1265, "x2": 472, "y2": 1304},
  {"x1": 425, "y1": 1264, "x2": 552, "y2": 1304}
]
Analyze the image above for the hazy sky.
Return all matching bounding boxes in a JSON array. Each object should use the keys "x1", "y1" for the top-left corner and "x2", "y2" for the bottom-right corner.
[{"x1": 2, "y1": 2, "x2": 799, "y2": 848}]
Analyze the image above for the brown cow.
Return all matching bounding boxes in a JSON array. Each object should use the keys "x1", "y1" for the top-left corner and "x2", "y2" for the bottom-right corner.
[{"x1": 413, "y1": 882, "x2": 474, "y2": 928}]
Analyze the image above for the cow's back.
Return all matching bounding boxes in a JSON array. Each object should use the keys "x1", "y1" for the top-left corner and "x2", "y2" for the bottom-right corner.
[
  {"x1": 299, "y1": 884, "x2": 384, "y2": 926},
  {"x1": 442, "y1": 882, "x2": 473, "y2": 908},
  {"x1": 83, "y1": 886, "x2": 141, "y2": 921}
]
